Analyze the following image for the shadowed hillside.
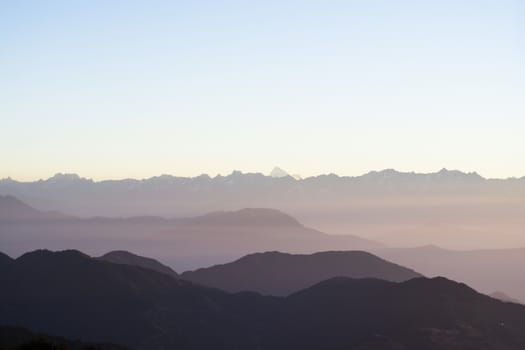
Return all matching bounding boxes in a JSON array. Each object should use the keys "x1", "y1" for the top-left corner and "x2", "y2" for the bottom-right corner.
[
  {"x1": 181, "y1": 251, "x2": 421, "y2": 296},
  {"x1": 0, "y1": 251, "x2": 12, "y2": 265},
  {"x1": 2, "y1": 249, "x2": 525, "y2": 349},
  {"x1": 377, "y1": 245, "x2": 525, "y2": 303},
  {"x1": 97, "y1": 250, "x2": 178, "y2": 278}
]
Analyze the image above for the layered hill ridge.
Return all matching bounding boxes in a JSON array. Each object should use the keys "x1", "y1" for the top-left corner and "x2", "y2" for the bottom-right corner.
[
  {"x1": 2, "y1": 249, "x2": 525, "y2": 349},
  {"x1": 98, "y1": 250, "x2": 178, "y2": 278},
  {"x1": 3, "y1": 169, "x2": 525, "y2": 250},
  {"x1": 181, "y1": 250, "x2": 421, "y2": 296},
  {"x1": 0, "y1": 197, "x2": 382, "y2": 271},
  {"x1": 376, "y1": 245, "x2": 525, "y2": 304}
]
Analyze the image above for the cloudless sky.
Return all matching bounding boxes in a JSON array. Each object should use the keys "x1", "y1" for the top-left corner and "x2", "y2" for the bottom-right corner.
[{"x1": 1, "y1": 0, "x2": 524, "y2": 180}]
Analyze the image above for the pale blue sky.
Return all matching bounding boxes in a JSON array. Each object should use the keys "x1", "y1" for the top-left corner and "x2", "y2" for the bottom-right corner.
[{"x1": 1, "y1": 0, "x2": 524, "y2": 180}]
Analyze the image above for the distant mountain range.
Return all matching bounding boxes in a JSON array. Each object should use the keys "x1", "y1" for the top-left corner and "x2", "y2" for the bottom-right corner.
[
  {"x1": 181, "y1": 251, "x2": 421, "y2": 296},
  {"x1": 2, "y1": 249, "x2": 525, "y2": 350},
  {"x1": 0, "y1": 196, "x2": 382, "y2": 271},
  {"x1": 2, "y1": 169, "x2": 525, "y2": 249},
  {"x1": 0, "y1": 169, "x2": 502, "y2": 219}
]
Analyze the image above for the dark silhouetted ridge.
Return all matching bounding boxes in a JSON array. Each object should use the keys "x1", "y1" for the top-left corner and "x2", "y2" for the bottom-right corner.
[
  {"x1": 276, "y1": 276, "x2": 525, "y2": 349},
  {"x1": 181, "y1": 250, "x2": 421, "y2": 295},
  {"x1": 0, "y1": 252, "x2": 13, "y2": 274},
  {"x1": 0, "y1": 249, "x2": 266, "y2": 349},
  {"x1": 3, "y1": 249, "x2": 525, "y2": 349},
  {"x1": 0, "y1": 251, "x2": 13, "y2": 265},
  {"x1": 16, "y1": 249, "x2": 89, "y2": 265},
  {"x1": 98, "y1": 250, "x2": 178, "y2": 278}
]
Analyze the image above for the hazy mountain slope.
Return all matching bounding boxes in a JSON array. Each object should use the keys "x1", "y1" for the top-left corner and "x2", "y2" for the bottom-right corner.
[
  {"x1": 0, "y1": 325, "x2": 126, "y2": 350},
  {"x1": 2, "y1": 169, "x2": 525, "y2": 249},
  {"x1": 180, "y1": 207, "x2": 302, "y2": 227},
  {"x1": 0, "y1": 198, "x2": 382, "y2": 271},
  {"x1": 491, "y1": 292, "x2": 522, "y2": 304},
  {"x1": 98, "y1": 250, "x2": 178, "y2": 278},
  {"x1": 376, "y1": 245, "x2": 525, "y2": 303},
  {"x1": 0, "y1": 195, "x2": 67, "y2": 221},
  {"x1": 3, "y1": 250, "x2": 525, "y2": 349},
  {"x1": 181, "y1": 251, "x2": 421, "y2": 296}
]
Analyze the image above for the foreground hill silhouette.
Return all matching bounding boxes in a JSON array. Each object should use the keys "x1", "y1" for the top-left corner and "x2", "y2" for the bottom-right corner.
[
  {"x1": 2, "y1": 250, "x2": 525, "y2": 349},
  {"x1": 97, "y1": 250, "x2": 178, "y2": 278},
  {"x1": 0, "y1": 251, "x2": 12, "y2": 266},
  {"x1": 0, "y1": 197, "x2": 381, "y2": 270},
  {"x1": 181, "y1": 251, "x2": 421, "y2": 296},
  {"x1": 0, "y1": 325, "x2": 126, "y2": 350}
]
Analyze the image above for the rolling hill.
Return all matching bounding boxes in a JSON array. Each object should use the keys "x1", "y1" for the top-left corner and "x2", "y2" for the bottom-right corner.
[
  {"x1": 2, "y1": 249, "x2": 525, "y2": 349},
  {"x1": 97, "y1": 250, "x2": 178, "y2": 278},
  {"x1": 0, "y1": 197, "x2": 382, "y2": 270},
  {"x1": 181, "y1": 250, "x2": 421, "y2": 296}
]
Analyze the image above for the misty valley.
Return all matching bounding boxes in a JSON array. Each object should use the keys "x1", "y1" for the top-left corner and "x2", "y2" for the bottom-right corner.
[{"x1": 2, "y1": 172, "x2": 525, "y2": 349}]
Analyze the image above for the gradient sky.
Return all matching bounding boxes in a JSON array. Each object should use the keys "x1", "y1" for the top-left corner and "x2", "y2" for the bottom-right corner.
[{"x1": 1, "y1": 0, "x2": 524, "y2": 180}]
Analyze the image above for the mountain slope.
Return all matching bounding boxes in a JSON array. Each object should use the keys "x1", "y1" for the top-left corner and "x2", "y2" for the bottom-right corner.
[
  {"x1": 0, "y1": 195, "x2": 66, "y2": 221},
  {"x1": 98, "y1": 250, "x2": 178, "y2": 278},
  {"x1": 181, "y1": 250, "x2": 421, "y2": 296},
  {"x1": 376, "y1": 245, "x2": 525, "y2": 304},
  {"x1": 0, "y1": 251, "x2": 12, "y2": 266},
  {"x1": 273, "y1": 276, "x2": 525, "y2": 350},
  {"x1": 180, "y1": 208, "x2": 302, "y2": 227},
  {"x1": 491, "y1": 291, "x2": 522, "y2": 304},
  {"x1": 0, "y1": 249, "x2": 268, "y2": 350},
  {"x1": 2, "y1": 249, "x2": 525, "y2": 349},
  {"x1": 0, "y1": 198, "x2": 383, "y2": 271}
]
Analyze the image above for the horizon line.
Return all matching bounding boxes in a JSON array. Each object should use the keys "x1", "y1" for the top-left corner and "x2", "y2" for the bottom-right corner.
[{"x1": 2, "y1": 167, "x2": 524, "y2": 183}]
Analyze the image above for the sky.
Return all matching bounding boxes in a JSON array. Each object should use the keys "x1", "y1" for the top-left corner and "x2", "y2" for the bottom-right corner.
[{"x1": 1, "y1": 0, "x2": 524, "y2": 181}]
